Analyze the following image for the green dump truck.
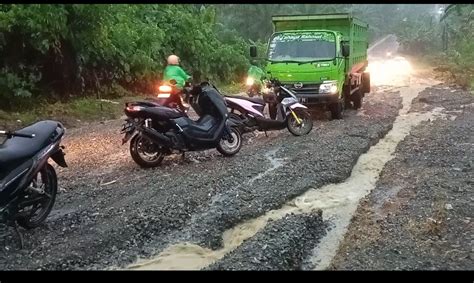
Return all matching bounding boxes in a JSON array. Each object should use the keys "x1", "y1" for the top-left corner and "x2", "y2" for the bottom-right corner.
[{"x1": 250, "y1": 13, "x2": 370, "y2": 119}]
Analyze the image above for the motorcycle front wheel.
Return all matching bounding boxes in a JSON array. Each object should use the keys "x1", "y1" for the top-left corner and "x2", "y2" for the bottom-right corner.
[
  {"x1": 130, "y1": 134, "x2": 165, "y2": 168},
  {"x1": 287, "y1": 109, "x2": 313, "y2": 136},
  {"x1": 17, "y1": 163, "x2": 57, "y2": 229},
  {"x1": 216, "y1": 127, "x2": 242, "y2": 156}
]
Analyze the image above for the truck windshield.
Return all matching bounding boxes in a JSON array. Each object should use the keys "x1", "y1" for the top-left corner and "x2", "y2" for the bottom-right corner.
[{"x1": 268, "y1": 31, "x2": 336, "y2": 63}]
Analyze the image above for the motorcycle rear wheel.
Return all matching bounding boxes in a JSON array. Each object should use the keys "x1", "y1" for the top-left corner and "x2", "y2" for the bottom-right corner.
[
  {"x1": 17, "y1": 163, "x2": 57, "y2": 229},
  {"x1": 217, "y1": 127, "x2": 242, "y2": 156},
  {"x1": 130, "y1": 134, "x2": 165, "y2": 168}
]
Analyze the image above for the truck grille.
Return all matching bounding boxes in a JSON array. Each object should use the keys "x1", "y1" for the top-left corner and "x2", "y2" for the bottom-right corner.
[{"x1": 283, "y1": 83, "x2": 321, "y2": 95}]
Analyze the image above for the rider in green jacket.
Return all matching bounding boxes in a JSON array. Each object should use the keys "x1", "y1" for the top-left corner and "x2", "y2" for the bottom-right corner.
[
  {"x1": 163, "y1": 55, "x2": 191, "y2": 90},
  {"x1": 246, "y1": 63, "x2": 265, "y2": 98},
  {"x1": 247, "y1": 64, "x2": 265, "y2": 87}
]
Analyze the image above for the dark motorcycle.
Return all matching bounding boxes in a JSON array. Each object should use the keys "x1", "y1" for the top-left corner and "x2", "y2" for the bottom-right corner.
[
  {"x1": 0, "y1": 120, "x2": 67, "y2": 247},
  {"x1": 121, "y1": 82, "x2": 243, "y2": 168},
  {"x1": 225, "y1": 79, "x2": 313, "y2": 136}
]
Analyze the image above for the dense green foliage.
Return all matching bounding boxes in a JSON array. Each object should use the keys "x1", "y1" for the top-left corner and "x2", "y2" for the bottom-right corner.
[
  {"x1": 0, "y1": 4, "x2": 250, "y2": 110},
  {"x1": 436, "y1": 5, "x2": 473, "y2": 88},
  {"x1": 0, "y1": 4, "x2": 472, "y2": 112}
]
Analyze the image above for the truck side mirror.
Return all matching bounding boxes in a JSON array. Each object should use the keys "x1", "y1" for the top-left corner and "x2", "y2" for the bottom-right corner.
[
  {"x1": 342, "y1": 44, "x2": 350, "y2": 57},
  {"x1": 250, "y1": 45, "x2": 257, "y2": 58}
]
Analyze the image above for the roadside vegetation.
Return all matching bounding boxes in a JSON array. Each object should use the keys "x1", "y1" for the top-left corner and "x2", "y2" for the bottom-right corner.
[{"x1": 1, "y1": 4, "x2": 472, "y2": 129}]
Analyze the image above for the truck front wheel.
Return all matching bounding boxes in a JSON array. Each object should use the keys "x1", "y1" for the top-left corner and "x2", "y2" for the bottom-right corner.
[
  {"x1": 351, "y1": 90, "x2": 363, "y2": 110},
  {"x1": 343, "y1": 89, "x2": 353, "y2": 109},
  {"x1": 329, "y1": 101, "x2": 343, "y2": 120}
]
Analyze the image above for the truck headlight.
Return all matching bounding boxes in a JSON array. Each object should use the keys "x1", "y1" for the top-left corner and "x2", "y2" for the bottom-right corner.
[{"x1": 319, "y1": 80, "x2": 338, "y2": 94}]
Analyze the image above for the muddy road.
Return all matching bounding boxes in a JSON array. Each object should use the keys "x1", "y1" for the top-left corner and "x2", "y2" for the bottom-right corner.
[
  {"x1": 1, "y1": 54, "x2": 472, "y2": 270},
  {"x1": 331, "y1": 83, "x2": 473, "y2": 270}
]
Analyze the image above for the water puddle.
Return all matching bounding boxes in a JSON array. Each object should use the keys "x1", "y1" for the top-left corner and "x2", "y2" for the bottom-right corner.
[
  {"x1": 247, "y1": 149, "x2": 285, "y2": 184},
  {"x1": 125, "y1": 78, "x2": 450, "y2": 270}
]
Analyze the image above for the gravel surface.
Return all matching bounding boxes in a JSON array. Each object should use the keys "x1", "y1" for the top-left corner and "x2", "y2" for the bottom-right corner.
[
  {"x1": 331, "y1": 84, "x2": 474, "y2": 270},
  {"x1": 0, "y1": 88, "x2": 402, "y2": 270},
  {"x1": 176, "y1": 91, "x2": 401, "y2": 251},
  {"x1": 207, "y1": 212, "x2": 328, "y2": 270}
]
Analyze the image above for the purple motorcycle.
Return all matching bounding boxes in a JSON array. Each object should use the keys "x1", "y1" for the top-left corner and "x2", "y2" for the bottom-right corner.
[{"x1": 225, "y1": 79, "x2": 313, "y2": 136}]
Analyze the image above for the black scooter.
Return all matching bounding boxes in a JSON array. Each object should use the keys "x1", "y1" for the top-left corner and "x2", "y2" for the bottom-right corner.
[
  {"x1": 0, "y1": 120, "x2": 67, "y2": 247},
  {"x1": 121, "y1": 82, "x2": 243, "y2": 168}
]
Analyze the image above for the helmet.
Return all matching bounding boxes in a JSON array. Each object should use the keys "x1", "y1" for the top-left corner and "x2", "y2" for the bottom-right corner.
[{"x1": 167, "y1": 55, "x2": 180, "y2": 65}]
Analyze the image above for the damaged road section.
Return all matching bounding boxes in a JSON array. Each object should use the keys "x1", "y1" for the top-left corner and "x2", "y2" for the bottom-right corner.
[
  {"x1": 331, "y1": 84, "x2": 474, "y2": 270},
  {"x1": 2, "y1": 88, "x2": 401, "y2": 270},
  {"x1": 125, "y1": 90, "x2": 402, "y2": 270},
  {"x1": 206, "y1": 212, "x2": 328, "y2": 270}
]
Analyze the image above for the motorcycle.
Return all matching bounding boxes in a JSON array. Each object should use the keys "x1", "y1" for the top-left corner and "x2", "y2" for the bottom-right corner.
[
  {"x1": 121, "y1": 82, "x2": 243, "y2": 168},
  {"x1": 0, "y1": 120, "x2": 67, "y2": 247},
  {"x1": 224, "y1": 79, "x2": 313, "y2": 136}
]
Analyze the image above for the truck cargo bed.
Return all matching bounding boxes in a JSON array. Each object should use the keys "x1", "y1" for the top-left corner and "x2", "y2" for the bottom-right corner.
[{"x1": 272, "y1": 13, "x2": 369, "y2": 72}]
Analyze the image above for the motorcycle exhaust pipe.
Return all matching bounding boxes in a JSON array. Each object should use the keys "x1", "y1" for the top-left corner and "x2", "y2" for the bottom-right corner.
[
  {"x1": 242, "y1": 126, "x2": 258, "y2": 133},
  {"x1": 141, "y1": 127, "x2": 172, "y2": 147}
]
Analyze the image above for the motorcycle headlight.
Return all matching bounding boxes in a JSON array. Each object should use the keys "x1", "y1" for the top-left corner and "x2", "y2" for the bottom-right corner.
[
  {"x1": 246, "y1": 77, "x2": 255, "y2": 86},
  {"x1": 262, "y1": 86, "x2": 271, "y2": 94},
  {"x1": 319, "y1": 80, "x2": 338, "y2": 94}
]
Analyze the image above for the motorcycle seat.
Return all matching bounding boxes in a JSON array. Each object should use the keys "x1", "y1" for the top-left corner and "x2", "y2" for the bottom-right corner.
[
  {"x1": 0, "y1": 120, "x2": 61, "y2": 173},
  {"x1": 175, "y1": 115, "x2": 219, "y2": 139},
  {"x1": 142, "y1": 105, "x2": 185, "y2": 120},
  {"x1": 226, "y1": 95, "x2": 265, "y2": 105}
]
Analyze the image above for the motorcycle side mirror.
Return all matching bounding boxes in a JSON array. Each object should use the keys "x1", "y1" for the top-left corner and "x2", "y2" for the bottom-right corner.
[{"x1": 250, "y1": 45, "x2": 257, "y2": 58}]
